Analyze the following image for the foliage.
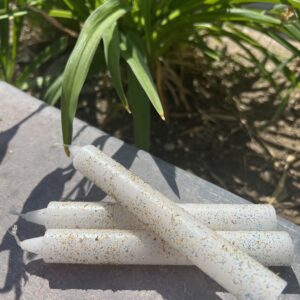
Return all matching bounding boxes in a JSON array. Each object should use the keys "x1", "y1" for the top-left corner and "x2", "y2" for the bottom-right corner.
[
  {"x1": 1, "y1": 1, "x2": 300, "y2": 151},
  {"x1": 0, "y1": 1, "x2": 68, "y2": 87},
  {"x1": 0, "y1": 0, "x2": 25, "y2": 83}
]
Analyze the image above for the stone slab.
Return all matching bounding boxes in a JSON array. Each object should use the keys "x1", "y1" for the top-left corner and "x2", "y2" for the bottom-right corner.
[{"x1": 0, "y1": 82, "x2": 299, "y2": 299}]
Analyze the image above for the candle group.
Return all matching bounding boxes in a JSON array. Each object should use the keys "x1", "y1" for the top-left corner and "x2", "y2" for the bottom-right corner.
[
  {"x1": 67, "y1": 145, "x2": 287, "y2": 299},
  {"x1": 15, "y1": 145, "x2": 294, "y2": 300}
]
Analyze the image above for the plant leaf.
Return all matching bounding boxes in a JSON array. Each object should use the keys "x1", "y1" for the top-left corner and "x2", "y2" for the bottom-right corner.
[
  {"x1": 120, "y1": 34, "x2": 164, "y2": 119},
  {"x1": 61, "y1": 0, "x2": 91, "y2": 20},
  {"x1": 156, "y1": 8, "x2": 281, "y2": 49},
  {"x1": 61, "y1": 0, "x2": 128, "y2": 152},
  {"x1": 103, "y1": 22, "x2": 130, "y2": 112},
  {"x1": 203, "y1": 0, "x2": 300, "y2": 9},
  {"x1": 283, "y1": 23, "x2": 300, "y2": 41},
  {"x1": 48, "y1": 9, "x2": 74, "y2": 19},
  {"x1": 44, "y1": 74, "x2": 63, "y2": 106},
  {"x1": 127, "y1": 66, "x2": 151, "y2": 150},
  {"x1": 0, "y1": 10, "x2": 27, "y2": 20},
  {"x1": 268, "y1": 30, "x2": 300, "y2": 56},
  {"x1": 137, "y1": 0, "x2": 152, "y2": 54}
]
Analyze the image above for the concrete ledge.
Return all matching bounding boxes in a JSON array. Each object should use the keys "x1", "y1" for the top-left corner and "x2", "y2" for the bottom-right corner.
[{"x1": 0, "y1": 81, "x2": 299, "y2": 299}]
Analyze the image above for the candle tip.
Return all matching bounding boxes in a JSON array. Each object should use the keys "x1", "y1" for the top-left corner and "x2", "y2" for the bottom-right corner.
[
  {"x1": 19, "y1": 236, "x2": 44, "y2": 254},
  {"x1": 21, "y1": 209, "x2": 46, "y2": 226}
]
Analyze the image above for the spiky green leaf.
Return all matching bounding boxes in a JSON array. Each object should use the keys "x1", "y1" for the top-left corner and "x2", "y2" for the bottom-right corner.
[
  {"x1": 121, "y1": 34, "x2": 164, "y2": 119},
  {"x1": 61, "y1": 0, "x2": 128, "y2": 152},
  {"x1": 103, "y1": 22, "x2": 130, "y2": 112}
]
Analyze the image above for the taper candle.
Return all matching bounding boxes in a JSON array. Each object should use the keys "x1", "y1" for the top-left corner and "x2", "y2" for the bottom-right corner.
[
  {"x1": 22, "y1": 201, "x2": 277, "y2": 231},
  {"x1": 68, "y1": 145, "x2": 286, "y2": 300},
  {"x1": 20, "y1": 229, "x2": 294, "y2": 267}
]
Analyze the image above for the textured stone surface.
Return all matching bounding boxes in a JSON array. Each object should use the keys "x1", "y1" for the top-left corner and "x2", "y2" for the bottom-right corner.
[{"x1": 0, "y1": 81, "x2": 299, "y2": 299}]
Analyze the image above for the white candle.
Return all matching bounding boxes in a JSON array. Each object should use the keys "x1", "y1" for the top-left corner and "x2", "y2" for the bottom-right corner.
[
  {"x1": 22, "y1": 201, "x2": 277, "y2": 231},
  {"x1": 69, "y1": 145, "x2": 286, "y2": 300},
  {"x1": 20, "y1": 229, "x2": 294, "y2": 267}
]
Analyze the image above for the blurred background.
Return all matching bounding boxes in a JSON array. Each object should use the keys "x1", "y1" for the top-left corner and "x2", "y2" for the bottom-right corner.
[{"x1": 1, "y1": 0, "x2": 300, "y2": 224}]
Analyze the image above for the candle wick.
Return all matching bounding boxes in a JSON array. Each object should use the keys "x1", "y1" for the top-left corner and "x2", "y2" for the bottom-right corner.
[{"x1": 8, "y1": 225, "x2": 22, "y2": 247}]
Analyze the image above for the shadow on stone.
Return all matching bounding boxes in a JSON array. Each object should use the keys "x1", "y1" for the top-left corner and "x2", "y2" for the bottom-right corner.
[
  {"x1": 0, "y1": 124, "x2": 92, "y2": 300},
  {"x1": 270, "y1": 267, "x2": 300, "y2": 294},
  {"x1": 153, "y1": 155, "x2": 180, "y2": 198},
  {"x1": 0, "y1": 105, "x2": 44, "y2": 164},
  {"x1": 0, "y1": 164, "x2": 76, "y2": 300},
  {"x1": 25, "y1": 260, "x2": 223, "y2": 300}
]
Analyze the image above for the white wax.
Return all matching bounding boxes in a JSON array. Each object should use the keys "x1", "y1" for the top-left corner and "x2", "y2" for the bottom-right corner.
[
  {"x1": 19, "y1": 229, "x2": 294, "y2": 267},
  {"x1": 69, "y1": 145, "x2": 286, "y2": 300},
  {"x1": 23, "y1": 201, "x2": 277, "y2": 231}
]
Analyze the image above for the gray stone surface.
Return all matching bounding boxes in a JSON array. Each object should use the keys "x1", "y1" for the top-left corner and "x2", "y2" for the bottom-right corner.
[{"x1": 0, "y1": 81, "x2": 299, "y2": 300}]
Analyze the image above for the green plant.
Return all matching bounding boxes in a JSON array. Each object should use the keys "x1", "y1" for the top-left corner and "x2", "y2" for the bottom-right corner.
[
  {"x1": 0, "y1": 0, "x2": 26, "y2": 83},
  {"x1": 2, "y1": 1, "x2": 300, "y2": 152},
  {"x1": 0, "y1": 0, "x2": 69, "y2": 87},
  {"x1": 59, "y1": 0, "x2": 300, "y2": 153}
]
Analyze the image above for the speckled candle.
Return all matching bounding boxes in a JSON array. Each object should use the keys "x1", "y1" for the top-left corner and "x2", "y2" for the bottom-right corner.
[
  {"x1": 20, "y1": 229, "x2": 294, "y2": 267},
  {"x1": 68, "y1": 145, "x2": 286, "y2": 300},
  {"x1": 22, "y1": 201, "x2": 277, "y2": 231}
]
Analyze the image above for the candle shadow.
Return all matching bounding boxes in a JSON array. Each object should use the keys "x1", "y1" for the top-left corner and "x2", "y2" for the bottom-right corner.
[
  {"x1": 270, "y1": 267, "x2": 300, "y2": 294},
  {"x1": 0, "y1": 122, "x2": 90, "y2": 300},
  {"x1": 24, "y1": 261, "x2": 300, "y2": 299},
  {"x1": 22, "y1": 261, "x2": 300, "y2": 299},
  {"x1": 0, "y1": 164, "x2": 76, "y2": 300},
  {"x1": 77, "y1": 135, "x2": 180, "y2": 201},
  {"x1": 152, "y1": 155, "x2": 180, "y2": 198},
  {"x1": 25, "y1": 260, "x2": 223, "y2": 300},
  {"x1": 0, "y1": 105, "x2": 45, "y2": 165}
]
